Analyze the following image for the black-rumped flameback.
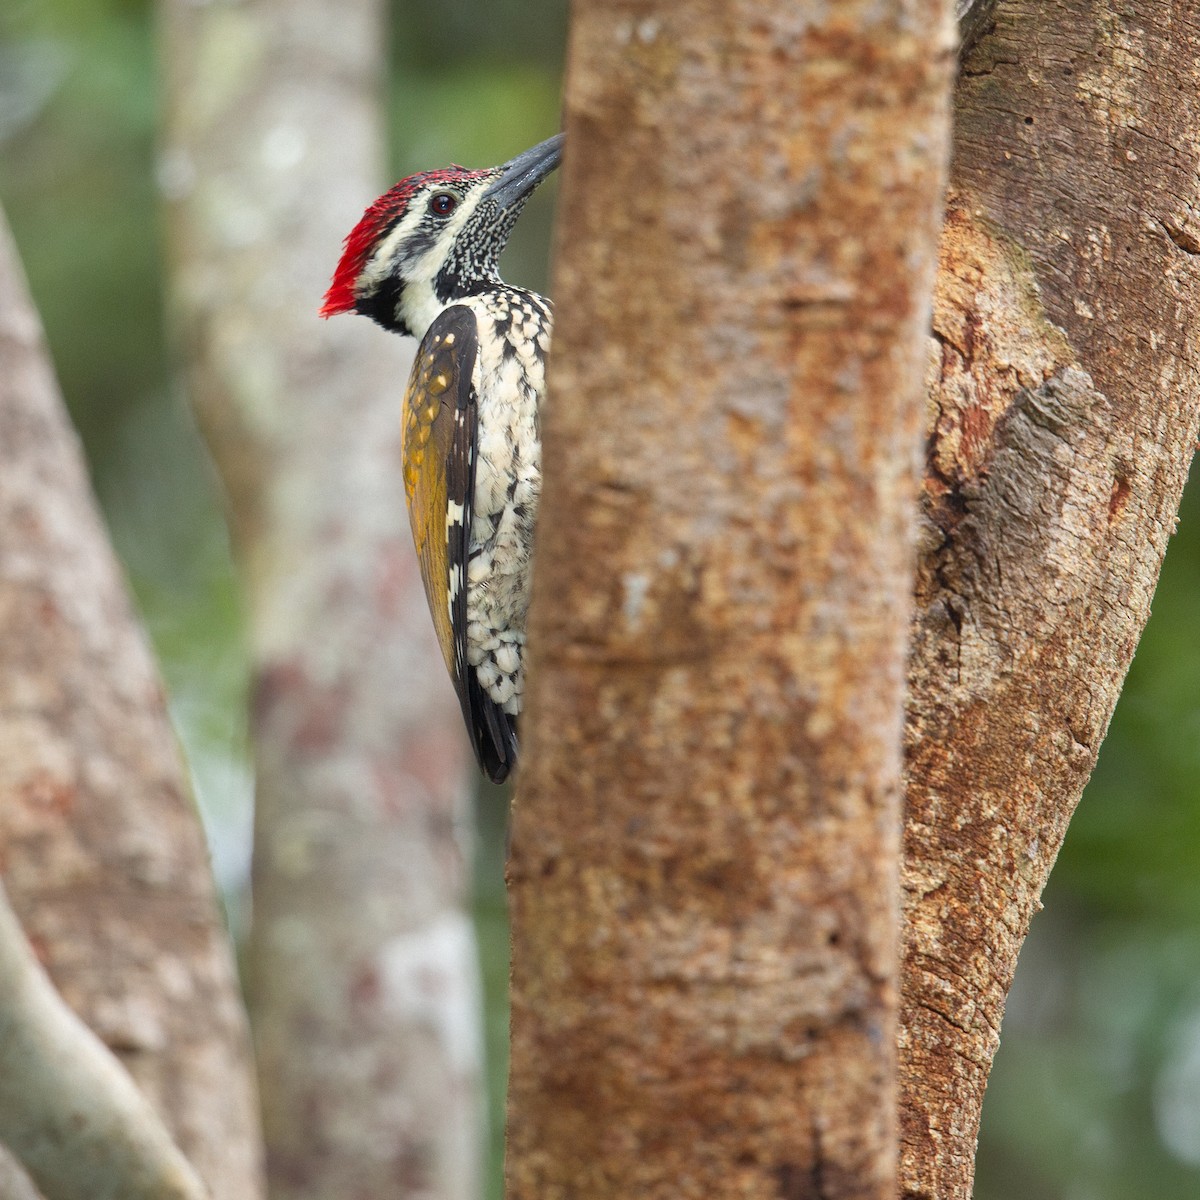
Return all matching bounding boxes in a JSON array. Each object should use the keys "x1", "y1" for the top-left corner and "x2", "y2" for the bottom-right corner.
[{"x1": 321, "y1": 134, "x2": 562, "y2": 783}]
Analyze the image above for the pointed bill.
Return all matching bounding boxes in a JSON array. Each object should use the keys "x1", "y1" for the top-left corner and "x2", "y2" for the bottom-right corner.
[{"x1": 482, "y1": 133, "x2": 564, "y2": 212}]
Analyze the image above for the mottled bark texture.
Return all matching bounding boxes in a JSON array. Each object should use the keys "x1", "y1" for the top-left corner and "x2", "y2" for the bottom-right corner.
[
  {"x1": 0, "y1": 216, "x2": 261, "y2": 1196},
  {"x1": 901, "y1": 3, "x2": 1200, "y2": 1197},
  {"x1": 508, "y1": 3, "x2": 956, "y2": 1198},
  {"x1": 158, "y1": 3, "x2": 482, "y2": 1198}
]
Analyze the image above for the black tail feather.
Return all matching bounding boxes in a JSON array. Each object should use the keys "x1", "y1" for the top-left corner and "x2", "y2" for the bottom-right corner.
[{"x1": 464, "y1": 673, "x2": 519, "y2": 784}]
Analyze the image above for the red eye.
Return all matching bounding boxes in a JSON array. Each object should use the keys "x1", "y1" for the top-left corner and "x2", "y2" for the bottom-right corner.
[{"x1": 429, "y1": 191, "x2": 459, "y2": 216}]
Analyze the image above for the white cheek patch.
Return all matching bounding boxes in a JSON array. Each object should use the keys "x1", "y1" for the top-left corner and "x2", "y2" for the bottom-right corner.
[
  {"x1": 358, "y1": 203, "x2": 426, "y2": 293},
  {"x1": 396, "y1": 189, "x2": 491, "y2": 336},
  {"x1": 363, "y1": 186, "x2": 489, "y2": 288},
  {"x1": 408, "y1": 186, "x2": 487, "y2": 279},
  {"x1": 355, "y1": 185, "x2": 491, "y2": 336}
]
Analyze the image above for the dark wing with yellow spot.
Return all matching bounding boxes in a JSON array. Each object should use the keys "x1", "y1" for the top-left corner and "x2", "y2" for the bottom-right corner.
[{"x1": 402, "y1": 305, "x2": 517, "y2": 783}]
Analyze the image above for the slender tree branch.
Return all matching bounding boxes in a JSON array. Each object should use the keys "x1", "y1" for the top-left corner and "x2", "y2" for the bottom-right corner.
[
  {"x1": 0, "y1": 883, "x2": 208, "y2": 1200},
  {"x1": 0, "y1": 1145, "x2": 47, "y2": 1200}
]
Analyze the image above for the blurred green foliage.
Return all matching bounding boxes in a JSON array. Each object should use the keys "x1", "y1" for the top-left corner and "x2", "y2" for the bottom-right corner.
[{"x1": 1, "y1": 2, "x2": 1198, "y2": 1197}]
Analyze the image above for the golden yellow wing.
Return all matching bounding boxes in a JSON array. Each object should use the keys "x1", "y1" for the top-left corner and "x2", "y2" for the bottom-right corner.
[
  {"x1": 402, "y1": 305, "x2": 477, "y2": 687},
  {"x1": 402, "y1": 306, "x2": 515, "y2": 782}
]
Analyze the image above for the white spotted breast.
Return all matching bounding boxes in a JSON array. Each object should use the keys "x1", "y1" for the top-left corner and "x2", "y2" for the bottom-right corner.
[{"x1": 459, "y1": 287, "x2": 552, "y2": 714}]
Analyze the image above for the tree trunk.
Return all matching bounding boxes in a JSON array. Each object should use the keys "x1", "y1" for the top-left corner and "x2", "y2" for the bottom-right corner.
[
  {"x1": 507, "y1": 2, "x2": 956, "y2": 1197},
  {"x1": 0, "y1": 212, "x2": 262, "y2": 1196},
  {"x1": 157, "y1": 2, "x2": 483, "y2": 1197},
  {"x1": 900, "y1": 3, "x2": 1200, "y2": 1196}
]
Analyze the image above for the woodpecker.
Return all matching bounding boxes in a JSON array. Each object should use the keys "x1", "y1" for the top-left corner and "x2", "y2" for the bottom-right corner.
[{"x1": 321, "y1": 134, "x2": 562, "y2": 783}]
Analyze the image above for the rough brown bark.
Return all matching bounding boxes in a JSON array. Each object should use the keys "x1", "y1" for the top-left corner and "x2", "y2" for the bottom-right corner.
[
  {"x1": 157, "y1": 2, "x2": 482, "y2": 1197},
  {"x1": 0, "y1": 214, "x2": 262, "y2": 1196},
  {"x1": 507, "y1": 3, "x2": 956, "y2": 1198},
  {"x1": 900, "y1": 3, "x2": 1200, "y2": 1197}
]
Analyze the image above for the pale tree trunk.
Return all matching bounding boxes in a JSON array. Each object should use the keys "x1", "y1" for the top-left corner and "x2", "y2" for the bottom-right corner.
[
  {"x1": 901, "y1": 2, "x2": 1200, "y2": 1196},
  {"x1": 508, "y1": 2, "x2": 957, "y2": 1198},
  {"x1": 158, "y1": 2, "x2": 482, "y2": 1197},
  {"x1": 0, "y1": 214, "x2": 262, "y2": 1196}
]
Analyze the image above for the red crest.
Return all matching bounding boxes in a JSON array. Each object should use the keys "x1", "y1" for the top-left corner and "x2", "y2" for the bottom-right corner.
[{"x1": 320, "y1": 167, "x2": 486, "y2": 317}]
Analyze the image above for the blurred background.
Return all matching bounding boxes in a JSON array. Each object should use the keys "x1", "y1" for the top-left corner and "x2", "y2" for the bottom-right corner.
[{"x1": 1, "y1": 1, "x2": 1197, "y2": 1196}]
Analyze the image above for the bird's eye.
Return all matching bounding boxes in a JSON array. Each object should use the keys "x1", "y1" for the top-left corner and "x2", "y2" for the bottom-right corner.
[{"x1": 429, "y1": 191, "x2": 459, "y2": 216}]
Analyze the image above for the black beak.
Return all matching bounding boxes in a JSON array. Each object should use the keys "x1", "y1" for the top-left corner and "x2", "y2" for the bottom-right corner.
[{"x1": 482, "y1": 133, "x2": 564, "y2": 211}]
